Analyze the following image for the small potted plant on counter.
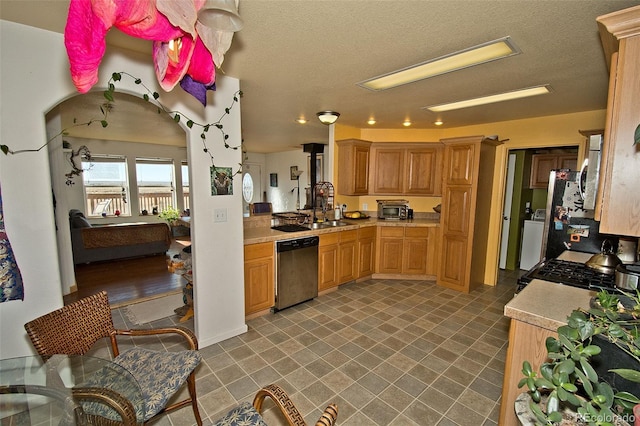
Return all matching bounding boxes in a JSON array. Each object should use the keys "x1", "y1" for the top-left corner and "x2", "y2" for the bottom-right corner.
[{"x1": 517, "y1": 289, "x2": 640, "y2": 426}]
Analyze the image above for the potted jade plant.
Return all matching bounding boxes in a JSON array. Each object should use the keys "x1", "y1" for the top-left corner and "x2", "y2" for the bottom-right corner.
[{"x1": 517, "y1": 289, "x2": 640, "y2": 426}]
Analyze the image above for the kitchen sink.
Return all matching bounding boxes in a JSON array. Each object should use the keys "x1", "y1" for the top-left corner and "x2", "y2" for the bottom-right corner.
[
  {"x1": 324, "y1": 220, "x2": 348, "y2": 227},
  {"x1": 307, "y1": 220, "x2": 349, "y2": 229}
]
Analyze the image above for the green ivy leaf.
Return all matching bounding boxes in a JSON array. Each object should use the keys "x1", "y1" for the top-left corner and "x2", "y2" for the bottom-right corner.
[
  {"x1": 153, "y1": 92, "x2": 160, "y2": 100},
  {"x1": 112, "y1": 72, "x2": 121, "y2": 81},
  {"x1": 186, "y1": 120, "x2": 194, "y2": 128},
  {"x1": 143, "y1": 94, "x2": 149, "y2": 101},
  {"x1": 173, "y1": 114, "x2": 181, "y2": 123},
  {"x1": 635, "y1": 123, "x2": 640, "y2": 145},
  {"x1": 104, "y1": 91, "x2": 114, "y2": 102}
]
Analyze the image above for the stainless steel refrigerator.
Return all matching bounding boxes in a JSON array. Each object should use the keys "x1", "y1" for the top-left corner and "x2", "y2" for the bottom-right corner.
[{"x1": 541, "y1": 169, "x2": 618, "y2": 260}]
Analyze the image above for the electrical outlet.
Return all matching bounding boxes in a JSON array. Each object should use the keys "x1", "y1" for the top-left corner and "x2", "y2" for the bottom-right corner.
[
  {"x1": 362, "y1": 203, "x2": 368, "y2": 211},
  {"x1": 214, "y1": 208, "x2": 227, "y2": 222}
]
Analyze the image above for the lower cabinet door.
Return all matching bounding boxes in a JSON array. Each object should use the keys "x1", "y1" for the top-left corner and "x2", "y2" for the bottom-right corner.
[
  {"x1": 318, "y1": 244, "x2": 339, "y2": 291},
  {"x1": 244, "y1": 257, "x2": 274, "y2": 315}
]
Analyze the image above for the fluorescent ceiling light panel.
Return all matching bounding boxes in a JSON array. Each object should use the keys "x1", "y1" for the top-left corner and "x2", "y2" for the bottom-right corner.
[
  {"x1": 358, "y1": 37, "x2": 520, "y2": 91},
  {"x1": 424, "y1": 85, "x2": 551, "y2": 112}
]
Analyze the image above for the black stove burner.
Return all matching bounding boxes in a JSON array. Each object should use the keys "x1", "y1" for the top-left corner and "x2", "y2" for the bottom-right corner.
[
  {"x1": 518, "y1": 258, "x2": 616, "y2": 292},
  {"x1": 271, "y1": 224, "x2": 310, "y2": 233}
]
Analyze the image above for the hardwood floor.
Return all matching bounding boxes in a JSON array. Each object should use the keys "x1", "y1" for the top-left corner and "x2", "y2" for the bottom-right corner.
[{"x1": 64, "y1": 237, "x2": 191, "y2": 307}]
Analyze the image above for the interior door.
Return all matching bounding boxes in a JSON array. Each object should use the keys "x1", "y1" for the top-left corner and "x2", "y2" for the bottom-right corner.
[{"x1": 499, "y1": 153, "x2": 516, "y2": 269}]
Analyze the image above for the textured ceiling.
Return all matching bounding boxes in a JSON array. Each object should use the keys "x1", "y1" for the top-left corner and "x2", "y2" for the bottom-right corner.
[{"x1": 2, "y1": 0, "x2": 640, "y2": 153}]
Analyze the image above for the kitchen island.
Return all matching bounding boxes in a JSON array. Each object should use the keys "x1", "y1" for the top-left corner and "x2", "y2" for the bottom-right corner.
[{"x1": 499, "y1": 279, "x2": 596, "y2": 426}]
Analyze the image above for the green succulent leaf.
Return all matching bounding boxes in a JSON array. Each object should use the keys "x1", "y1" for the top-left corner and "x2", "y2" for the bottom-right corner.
[
  {"x1": 579, "y1": 357, "x2": 599, "y2": 383},
  {"x1": 534, "y1": 377, "x2": 555, "y2": 390},
  {"x1": 111, "y1": 72, "x2": 121, "y2": 81},
  {"x1": 557, "y1": 359, "x2": 576, "y2": 375},
  {"x1": 610, "y1": 368, "x2": 640, "y2": 383},
  {"x1": 635, "y1": 123, "x2": 640, "y2": 145},
  {"x1": 100, "y1": 120, "x2": 108, "y2": 128},
  {"x1": 615, "y1": 391, "x2": 640, "y2": 404},
  {"x1": 547, "y1": 391, "x2": 560, "y2": 413},
  {"x1": 547, "y1": 411, "x2": 563, "y2": 423},
  {"x1": 582, "y1": 344, "x2": 601, "y2": 357}
]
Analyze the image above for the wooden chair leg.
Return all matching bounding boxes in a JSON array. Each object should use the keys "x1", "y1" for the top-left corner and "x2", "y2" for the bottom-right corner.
[{"x1": 187, "y1": 373, "x2": 202, "y2": 426}]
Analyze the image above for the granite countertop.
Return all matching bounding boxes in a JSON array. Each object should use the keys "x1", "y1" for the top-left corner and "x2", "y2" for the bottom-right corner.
[
  {"x1": 504, "y1": 279, "x2": 596, "y2": 331},
  {"x1": 244, "y1": 218, "x2": 440, "y2": 245}
]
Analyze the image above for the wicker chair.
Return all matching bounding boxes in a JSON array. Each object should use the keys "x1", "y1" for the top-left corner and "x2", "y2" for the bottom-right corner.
[
  {"x1": 222, "y1": 384, "x2": 337, "y2": 426},
  {"x1": 24, "y1": 291, "x2": 203, "y2": 425}
]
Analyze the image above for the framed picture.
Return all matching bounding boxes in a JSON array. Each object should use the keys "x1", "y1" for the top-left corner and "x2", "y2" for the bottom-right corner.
[
  {"x1": 290, "y1": 166, "x2": 298, "y2": 180},
  {"x1": 307, "y1": 154, "x2": 324, "y2": 185},
  {"x1": 270, "y1": 173, "x2": 278, "y2": 187},
  {"x1": 210, "y1": 166, "x2": 233, "y2": 195}
]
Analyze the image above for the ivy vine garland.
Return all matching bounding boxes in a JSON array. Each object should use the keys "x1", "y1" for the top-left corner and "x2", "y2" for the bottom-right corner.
[{"x1": 1, "y1": 71, "x2": 243, "y2": 183}]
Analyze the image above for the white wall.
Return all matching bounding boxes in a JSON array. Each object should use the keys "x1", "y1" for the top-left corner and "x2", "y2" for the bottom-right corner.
[{"x1": 0, "y1": 20, "x2": 246, "y2": 357}]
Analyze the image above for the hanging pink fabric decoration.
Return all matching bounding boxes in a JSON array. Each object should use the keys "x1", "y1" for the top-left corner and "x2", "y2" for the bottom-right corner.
[{"x1": 64, "y1": 0, "x2": 239, "y2": 105}]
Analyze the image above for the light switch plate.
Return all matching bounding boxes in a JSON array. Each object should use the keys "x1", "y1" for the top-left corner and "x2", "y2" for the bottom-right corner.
[{"x1": 214, "y1": 208, "x2": 227, "y2": 222}]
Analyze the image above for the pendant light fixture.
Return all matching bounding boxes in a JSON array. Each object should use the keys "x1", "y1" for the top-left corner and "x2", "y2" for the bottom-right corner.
[{"x1": 316, "y1": 111, "x2": 340, "y2": 125}]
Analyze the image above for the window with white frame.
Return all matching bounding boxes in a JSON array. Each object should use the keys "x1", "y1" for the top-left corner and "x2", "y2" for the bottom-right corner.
[
  {"x1": 82, "y1": 156, "x2": 130, "y2": 217},
  {"x1": 136, "y1": 158, "x2": 175, "y2": 214},
  {"x1": 181, "y1": 162, "x2": 190, "y2": 211}
]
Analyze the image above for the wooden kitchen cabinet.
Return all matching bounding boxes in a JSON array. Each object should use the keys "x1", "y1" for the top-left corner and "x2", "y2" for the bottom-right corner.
[
  {"x1": 337, "y1": 139, "x2": 371, "y2": 195},
  {"x1": 319, "y1": 230, "x2": 359, "y2": 292},
  {"x1": 437, "y1": 136, "x2": 503, "y2": 293},
  {"x1": 405, "y1": 147, "x2": 443, "y2": 195},
  {"x1": 403, "y1": 227, "x2": 430, "y2": 275},
  {"x1": 370, "y1": 146, "x2": 405, "y2": 194},
  {"x1": 376, "y1": 226, "x2": 437, "y2": 276},
  {"x1": 338, "y1": 230, "x2": 358, "y2": 284},
  {"x1": 318, "y1": 233, "x2": 339, "y2": 292},
  {"x1": 369, "y1": 143, "x2": 443, "y2": 196},
  {"x1": 595, "y1": 7, "x2": 640, "y2": 237},
  {"x1": 529, "y1": 153, "x2": 579, "y2": 189},
  {"x1": 357, "y1": 226, "x2": 376, "y2": 278},
  {"x1": 244, "y1": 242, "x2": 274, "y2": 316},
  {"x1": 376, "y1": 227, "x2": 404, "y2": 274}
]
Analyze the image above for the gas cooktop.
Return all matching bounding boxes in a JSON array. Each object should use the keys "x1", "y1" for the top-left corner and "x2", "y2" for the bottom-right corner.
[{"x1": 518, "y1": 258, "x2": 616, "y2": 292}]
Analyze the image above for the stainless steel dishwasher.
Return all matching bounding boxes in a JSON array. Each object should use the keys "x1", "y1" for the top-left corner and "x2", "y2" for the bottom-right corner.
[{"x1": 275, "y1": 236, "x2": 319, "y2": 311}]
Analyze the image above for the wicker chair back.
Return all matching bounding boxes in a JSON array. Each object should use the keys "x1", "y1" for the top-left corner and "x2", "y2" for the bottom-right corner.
[{"x1": 25, "y1": 291, "x2": 115, "y2": 356}]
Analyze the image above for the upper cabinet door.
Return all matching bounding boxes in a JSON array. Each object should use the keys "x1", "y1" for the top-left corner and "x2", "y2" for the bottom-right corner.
[
  {"x1": 371, "y1": 147, "x2": 405, "y2": 194},
  {"x1": 444, "y1": 143, "x2": 475, "y2": 185},
  {"x1": 405, "y1": 147, "x2": 443, "y2": 195},
  {"x1": 337, "y1": 139, "x2": 371, "y2": 195}
]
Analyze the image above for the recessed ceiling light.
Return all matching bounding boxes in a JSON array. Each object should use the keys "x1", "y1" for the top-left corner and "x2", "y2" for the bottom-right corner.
[
  {"x1": 434, "y1": 120, "x2": 443, "y2": 126},
  {"x1": 367, "y1": 118, "x2": 376, "y2": 125},
  {"x1": 424, "y1": 85, "x2": 551, "y2": 112},
  {"x1": 296, "y1": 117, "x2": 307, "y2": 124},
  {"x1": 358, "y1": 37, "x2": 520, "y2": 91},
  {"x1": 403, "y1": 120, "x2": 412, "y2": 127}
]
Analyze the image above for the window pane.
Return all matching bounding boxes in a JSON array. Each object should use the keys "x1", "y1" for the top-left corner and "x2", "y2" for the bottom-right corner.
[
  {"x1": 82, "y1": 159, "x2": 130, "y2": 217},
  {"x1": 136, "y1": 159, "x2": 175, "y2": 214},
  {"x1": 182, "y1": 163, "x2": 190, "y2": 211}
]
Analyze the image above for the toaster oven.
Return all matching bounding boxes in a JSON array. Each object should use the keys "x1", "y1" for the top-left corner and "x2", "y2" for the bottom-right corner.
[{"x1": 377, "y1": 200, "x2": 409, "y2": 220}]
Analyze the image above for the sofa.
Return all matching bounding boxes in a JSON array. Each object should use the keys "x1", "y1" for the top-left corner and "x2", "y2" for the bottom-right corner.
[{"x1": 69, "y1": 210, "x2": 172, "y2": 264}]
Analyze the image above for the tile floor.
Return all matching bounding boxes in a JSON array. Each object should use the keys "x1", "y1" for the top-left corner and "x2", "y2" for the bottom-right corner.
[{"x1": 109, "y1": 270, "x2": 522, "y2": 426}]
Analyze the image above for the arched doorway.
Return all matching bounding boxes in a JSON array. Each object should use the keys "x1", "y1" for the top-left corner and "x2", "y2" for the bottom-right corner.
[{"x1": 46, "y1": 91, "x2": 190, "y2": 306}]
